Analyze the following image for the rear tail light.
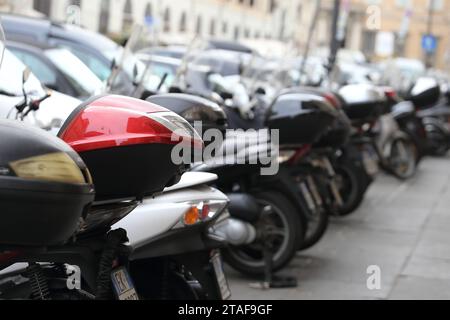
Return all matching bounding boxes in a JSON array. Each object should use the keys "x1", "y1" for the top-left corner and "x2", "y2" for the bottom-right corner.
[
  {"x1": 383, "y1": 87, "x2": 398, "y2": 100},
  {"x1": 178, "y1": 200, "x2": 228, "y2": 228},
  {"x1": 0, "y1": 251, "x2": 21, "y2": 265},
  {"x1": 9, "y1": 152, "x2": 87, "y2": 184}
]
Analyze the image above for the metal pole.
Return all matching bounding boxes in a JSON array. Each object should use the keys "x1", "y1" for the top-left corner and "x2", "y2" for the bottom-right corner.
[
  {"x1": 299, "y1": 0, "x2": 322, "y2": 77},
  {"x1": 426, "y1": 0, "x2": 435, "y2": 68},
  {"x1": 327, "y1": 0, "x2": 341, "y2": 75}
]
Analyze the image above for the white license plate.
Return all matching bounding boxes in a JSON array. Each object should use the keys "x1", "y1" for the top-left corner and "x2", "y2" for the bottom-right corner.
[
  {"x1": 111, "y1": 267, "x2": 139, "y2": 300},
  {"x1": 211, "y1": 252, "x2": 232, "y2": 300},
  {"x1": 362, "y1": 150, "x2": 379, "y2": 176}
]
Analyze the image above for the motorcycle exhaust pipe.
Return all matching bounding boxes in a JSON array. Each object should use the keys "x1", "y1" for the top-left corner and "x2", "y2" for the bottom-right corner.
[{"x1": 208, "y1": 218, "x2": 257, "y2": 246}]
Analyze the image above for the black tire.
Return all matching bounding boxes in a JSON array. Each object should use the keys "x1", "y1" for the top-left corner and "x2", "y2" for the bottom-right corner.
[
  {"x1": 428, "y1": 130, "x2": 450, "y2": 157},
  {"x1": 387, "y1": 138, "x2": 417, "y2": 180},
  {"x1": 334, "y1": 161, "x2": 368, "y2": 217},
  {"x1": 223, "y1": 191, "x2": 304, "y2": 276},
  {"x1": 297, "y1": 206, "x2": 329, "y2": 251}
]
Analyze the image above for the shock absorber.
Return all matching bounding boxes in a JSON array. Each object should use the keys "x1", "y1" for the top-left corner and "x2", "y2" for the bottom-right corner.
[
  {"x1": 26, "y1": 263, "x2": 51, "y2": 300},
  {"x1": 95, "y1": 228, "x2": 129, "y2": 300}
]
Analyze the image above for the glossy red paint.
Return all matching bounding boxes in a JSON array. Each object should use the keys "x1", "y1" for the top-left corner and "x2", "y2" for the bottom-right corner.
[{"x1": 60, "y1": 95, "x2": 201, "y2": 153}]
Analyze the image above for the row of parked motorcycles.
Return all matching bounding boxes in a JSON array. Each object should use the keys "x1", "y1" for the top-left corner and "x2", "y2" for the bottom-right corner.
[{"x1": 1, "y1": 20, "x2": 450, "y2": 300}]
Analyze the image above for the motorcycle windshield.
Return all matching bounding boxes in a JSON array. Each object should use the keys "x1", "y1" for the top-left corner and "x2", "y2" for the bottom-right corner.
[
  {"x1": 134, "y1": 32, "x2": 207, "y2": 98},
  {"x1": 103, "y1": 24, "x2": 153, "y2": 96}
]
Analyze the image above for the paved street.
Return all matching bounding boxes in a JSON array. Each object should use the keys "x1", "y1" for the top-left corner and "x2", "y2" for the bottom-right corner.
[{"x1": 226, "y1": 155, "x2": 450, "y2": 300}]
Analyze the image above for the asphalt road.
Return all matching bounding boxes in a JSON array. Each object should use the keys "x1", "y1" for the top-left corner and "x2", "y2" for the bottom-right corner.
[{"x1": 226, "y1": 155, "x2": 450, "y2": 300}]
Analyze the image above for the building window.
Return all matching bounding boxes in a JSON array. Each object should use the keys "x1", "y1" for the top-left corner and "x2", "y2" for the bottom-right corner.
[
  {"x1": 394, "y1": 33, "x2": 408, "y2": 57},
  {"x1": 234, "y1": 26, "x2": 240, "y2": 40},
  {"x1": 145, "y1": 3, "x2": 152, "y2": 18},
  {"x1": 269, "y1": 0, "x2": 277, "y2": 13},
  {"x1": 163, "y1": 8, "x2": 171, "y2": 32},
  {"x1": 428, "y1": 0, "x2": 443, "y2": 11},
  {"x1": 278, "y1": 9, "x2": 286, "y2": 40},
  {"x1": 33, "y1": 0, "x2": 51, "y2": 16},
  {"x1": 361, "y1": 30, "x2": 377, "y2": 58},
  {"x1": 99, "y1": 0, "x2": 110, "y2": 34},
  {"x1": 122, "y1": 0, "x2": 134, "y2": 34},
  {"x1": 196, "y1": 15, "x2": 203, "y2": 35},
  {"x1": 209, "y1": 20, "x2": 216, "y2": 36},
  {"x1": 179, "y1": 12, "x2": 187, "y2": 32},
  {"x1": 222, "y1": 22, "x2": 228, "y2": 34},
  {"x1": 70, "y1": 0, "x2": 81, "y2": 6}
]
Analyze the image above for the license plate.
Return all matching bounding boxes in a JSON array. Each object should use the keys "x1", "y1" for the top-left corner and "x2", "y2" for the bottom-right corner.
[
  {"x1": 362, "y1": 150, "x2": 379, "y2": 176},
  {"x1": 211, "y1": 252, "x2": 232, "y2": 300},
  {"x1": 111, "y1": 267, "x2": 139, "y2": 300}
]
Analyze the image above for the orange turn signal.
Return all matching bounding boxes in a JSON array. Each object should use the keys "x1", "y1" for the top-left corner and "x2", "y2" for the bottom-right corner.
[{"x1": 184, "y1": 206, "x2": 200, "y2": 225}]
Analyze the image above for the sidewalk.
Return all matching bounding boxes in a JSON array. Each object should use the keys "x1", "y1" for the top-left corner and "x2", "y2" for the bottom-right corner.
[{"x1": 226, "y1": 155, "x2": 450, "y2": 300}]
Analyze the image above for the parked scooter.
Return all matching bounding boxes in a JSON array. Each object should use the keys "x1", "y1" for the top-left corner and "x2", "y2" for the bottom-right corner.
[
  {"x1": 0, "y1": 75, "x2": 230, "y2": 300},
  {"x1": 0, "y1": 68, "x2": 235, "y2": 299},
  {"x1": 107, "y1": 43, "x2": 310, "y2": 278},
  {"x1": 338, "y1": 83, "x2": 418, "y2": 180},
  {"x1": 278, "y1": 87, "x2": 375, "y2": 218},
  {"x1": 147, "y1": 92, "x2": 337, "y2": 275},
  {"x1": 406, "y1": 77, "x2": 450, "y2": 156}
]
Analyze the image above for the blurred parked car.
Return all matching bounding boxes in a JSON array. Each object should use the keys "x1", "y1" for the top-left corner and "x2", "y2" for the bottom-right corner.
[
  {"x1": 1, "y1": 14, "x2": 116, "y2": 81},
  {"x1": 1, "y1": 14, "x2": 163, "y2": 96},
  {"x1": 137, "y1": 45, "x2": 188, "y2": 60},
  {"x1": 7, "y1": 41, "x2": 103, "y2": 99},
  {"x1": 207, "y1": 39, "x2": 256, "y2": 55}
]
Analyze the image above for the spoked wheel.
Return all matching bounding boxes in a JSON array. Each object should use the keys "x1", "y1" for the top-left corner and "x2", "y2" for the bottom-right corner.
[
  {"x1": 388, "y1": 138, "x2": 417, "y2": 180},
  {"x1": 223, "y1": 191, "x2": 304, "y2": 276},
  {"x1": 297, "y1": 205, "x2": 329, "y2": 251},
  {"x1": 333, "y1": 162, "x2": 367, "y2": 217}
]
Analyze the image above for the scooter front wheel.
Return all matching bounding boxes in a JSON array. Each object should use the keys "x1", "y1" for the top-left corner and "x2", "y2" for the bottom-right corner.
[
  {"x1": 388, "y1": 138, "x2": 417, "y2": 180},
  {"x1": 222, "y1": 191, "x2": 304, "y2": 276}
]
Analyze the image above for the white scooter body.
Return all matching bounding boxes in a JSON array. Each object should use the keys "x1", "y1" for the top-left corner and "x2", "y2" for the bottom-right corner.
[{"x1": 113, "y1": 172, "x2": 229, "y2": 249}]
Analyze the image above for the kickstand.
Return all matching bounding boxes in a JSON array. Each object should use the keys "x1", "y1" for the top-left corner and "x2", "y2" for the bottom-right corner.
[{"x1": 250, "y1": 236, "x2": 298, "y2": 290}]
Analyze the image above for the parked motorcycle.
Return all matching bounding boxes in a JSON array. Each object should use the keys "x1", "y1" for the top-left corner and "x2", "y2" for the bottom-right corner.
[
  {"x1": 147, "y1": 91, "x2": 338, "y2": 274},
  {"x1": 338, "y1": 83, "x2": 418, "y2": 180},
  {"x1": 0, "y1": 88, "x2": 230, "y2": 299},
  {"x1": 407, "y1": 77, "x2": 450, "y2": 156},
  {"x1": 0, "y1": 36, "x2": 236, "y2": 299}
]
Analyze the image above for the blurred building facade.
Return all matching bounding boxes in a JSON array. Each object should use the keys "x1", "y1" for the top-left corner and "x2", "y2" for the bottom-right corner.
[
  {"x1": 17, "y1": 0, "x2": 303, "y2": 42},
  {"x1": 1, "y1": 0, "x2": 450, "y2": 69},
  {"x1": 314, "y1": 0, "x2": 450, "y2": 69}
]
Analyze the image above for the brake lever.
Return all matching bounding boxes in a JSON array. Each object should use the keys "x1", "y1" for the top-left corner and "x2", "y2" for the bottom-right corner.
[
  {"x1": 15, "y1": 98, "x2": 27, "y2": 113},
  {"x1": 20, "y1": 93, "x2": 52, "y2": 120}
]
